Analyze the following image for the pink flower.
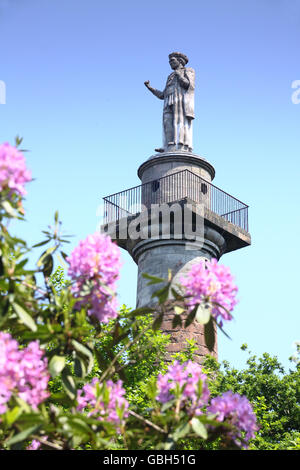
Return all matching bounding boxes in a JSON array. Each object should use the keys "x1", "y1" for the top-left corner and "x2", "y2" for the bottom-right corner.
[
  {"x1": 17, "y1": 341, "x2": 50, "y2": 409},
  {"x1": 0, "y1": 142, "x2": 31, "y2": 198},
  {"x1": 67, "y1": 233, "x2": 121, "y2": 323},
  {"x1": 207, "y1": 391, "x2": 258, "y2": 448},
  {"x1": 27, "y1": 440, "x2": 41, "y2": 450},
  {"x1": 180, "y1": 258, "x2": 238, "y2": 325},
  {"x1": 156, "y1": 361, "x2": 210, "y2": 414},
  {"x1": 77, "y1": 378, "x2": 129, "y2": 426},
  {"x1": 0, "y1": 333, "x2": 50, "y2": 414}
]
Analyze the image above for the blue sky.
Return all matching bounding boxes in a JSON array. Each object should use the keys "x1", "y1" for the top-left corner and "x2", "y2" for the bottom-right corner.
[{"x1": 0, "y1": 0, "x2": 299, "y2": 370}]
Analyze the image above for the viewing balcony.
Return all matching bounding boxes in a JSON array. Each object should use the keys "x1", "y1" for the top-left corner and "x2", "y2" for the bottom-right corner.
[{"x1": 103, "y1": 169, "x2": 249, "y2": 233}]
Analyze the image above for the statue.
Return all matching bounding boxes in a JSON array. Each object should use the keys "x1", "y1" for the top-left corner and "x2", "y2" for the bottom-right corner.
[{"x1": 144, "y1": 52, "x2": 195, "y2": 153}]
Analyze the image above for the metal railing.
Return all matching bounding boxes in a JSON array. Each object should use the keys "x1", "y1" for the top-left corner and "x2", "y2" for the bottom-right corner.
[{"x1": 103, "y1": 169, "x2": 249, "y2": 232}]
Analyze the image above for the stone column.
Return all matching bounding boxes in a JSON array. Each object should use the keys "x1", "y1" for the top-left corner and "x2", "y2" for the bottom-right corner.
[
  {"x1": 134, "y1": 228, "x2": 226, "y2": 309},
  {"x1": 133, "y1": 151, "x2": 223, "y2": 361},
  {"x1": 133, "y1": 229, "x2": 226, "y2": 362}
]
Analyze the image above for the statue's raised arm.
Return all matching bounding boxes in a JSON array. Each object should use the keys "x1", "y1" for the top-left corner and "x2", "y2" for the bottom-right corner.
[
  {"x1": 144, "y1": 80, "x2": 164, "y2": 100},
  {"x1": 144, "y1": 52, "x2": 195, "y2": 153}
]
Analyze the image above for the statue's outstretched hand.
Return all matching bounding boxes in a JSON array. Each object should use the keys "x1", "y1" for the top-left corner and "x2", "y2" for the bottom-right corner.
[{"x1": 144, "y1": 80, "x2": 151, "y2": 89}]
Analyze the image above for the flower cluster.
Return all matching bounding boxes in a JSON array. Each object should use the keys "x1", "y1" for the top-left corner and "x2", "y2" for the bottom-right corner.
[
  {"x1": 27, "y1": 440, "x2": 42, "y2": 450},
  {"x1": 156, "y1": 361, "x2": 210, "y2": 414},
  {"x1": 207, "y1": 391, "x2": 258, "y2": 447},
  {"x1": 67, "y1": 232, "x2": 121, "y2": 323},
  {"x1": 0, "y1": 332, "x2": 50, "y2": 414},
  {"x1": 77, "y1": 378, "x2": 129, "y2": 426},
  {"x1": 180, "y1": 258, "x2": 238, "y2": 325},
  {"x1": 0, "y1": 142, "x2": 31, "y2": 198}
]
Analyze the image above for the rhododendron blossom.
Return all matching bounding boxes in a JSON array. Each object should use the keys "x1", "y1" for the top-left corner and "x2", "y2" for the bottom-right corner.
[
  {"x1": 0, "y1": 142, "x2": 31, "y2": 198},
  {"x1": 180, "y1": 258, "x2": 238, "y2": 325},
  {"x1": 26, "y1": 436, "x2": 48, "y2": 450},
  {"x1": 207, "y1": 391, "x2": 258, "y2": 448},
  {"x1": 67, "y1": 232, "x2": 121, "y2": 323},
  {"x1": 27, "y1": 440, "x2": 42, "y2": 450},
  {"x1": 0, "y1": 332, "x2": 49, "y2": 414},
  {"x1": 156, "y1": 361, "x2": 210, "y2": 414},
  {"x1": 77, "y1": 378, "x2": 129, "y2": 426}
]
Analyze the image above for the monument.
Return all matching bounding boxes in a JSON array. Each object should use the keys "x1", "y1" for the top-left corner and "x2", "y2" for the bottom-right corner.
[
  {"x1": 102, "y1": 53, "x2": 251, "y2": 362},
  {"x1": 144, "y1": 52, "x2": 195, "y2": 153}
]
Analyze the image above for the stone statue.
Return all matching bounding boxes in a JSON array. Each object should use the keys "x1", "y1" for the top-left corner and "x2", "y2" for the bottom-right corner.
[{"x1": 144, "y1": 52, "x2": 195, "y2": 153}]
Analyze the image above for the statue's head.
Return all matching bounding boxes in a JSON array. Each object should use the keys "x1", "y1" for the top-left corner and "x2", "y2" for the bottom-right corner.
[{"x1": 169, "y1": 52, "x2": 189, "y2": 69}]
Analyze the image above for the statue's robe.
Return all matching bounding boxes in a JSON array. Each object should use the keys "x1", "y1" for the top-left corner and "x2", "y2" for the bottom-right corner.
[{"x1": 162, "y1": 67, "x2": 195, "y2": 150}]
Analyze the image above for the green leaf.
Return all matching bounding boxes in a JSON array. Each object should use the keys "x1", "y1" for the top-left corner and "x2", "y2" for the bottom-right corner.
[
  {"x1": 184, "y1": 305, "x2": 197, "y2": 328},
  {"x1": 12, "y1": 302, "x2": 37, "y2": 332},
  {"x1": 15, "y1": 135, "x2": 23, "y2": 147},
  {"x1": 160, "y1": 399, "x2": 176, "y2": 413},
  {"x1": 68, "y1": 417, "x2": 92, "y2": 437},
  {"x1": 204, "y1": 317, "x2": 215, "y2": 352},
  {"x1": 50, "y1": 392, "x2": 73, "y2": 407},
  {"x1": 215, "y1": 319, "x2": 232, "y2": 340},
  {"x1": 191, "y1": 417, "x2": 208, "y2": 439},
  {"x1": 152, "y1": 313, "x2": 163, "y2": 330},
  {"x1": 60, "y1": 251, "x2": 69, "y2": 261},
  {"x1": 194, "y1": 376, "x2": 202, "y2": 400},
  {"x1": 112, "y1": 322, "x2": 130, "y2": 346},
  {"x1": 94, "y1": 349, "x2": 109, "y2": 370},
  {"x1": 173, "y1": 422, "x2": 190, "y2": 441},
  {"x1": 71, "y1": 339, "x2": 92, "y2": 357},
  {"x1": 49, "y1": 355, "x2": 66, "y2": 378},
  {"x1": 71, "y1": 339, "x2": 94, "y2": 374},
  {"x1": 172, "y1": 314, "x2": 182, "y2": 328},
  {"x1": 74, "y1": 357, "x2": 87, "y2": 378},
  {"x1": 0, "y1": 297, "x2": 9, "y2": 326},
  {"x1": 171, "y1": 288, "x2": 184, "y2": 301},
  {"x1": 164, "y1": 436, "x2": 175, "y2": 450},
  {"x1": 129, "y1": 306, "x2": 155, "y2": 317},
  {"x1": 142, "y1": 273, "x2": 166, "y2": 285},
  {"x1": 61, "y1": 368, "x2": 77, "y2": 400},
  {"x1": 1, "y1": 200, "x2": 17, "y2": 217},
  {"x1": 10, "y1": 236, "x2": 26, "y2": 246},
  {"x1": 6, "y1": 425, "x2": 41, "y2": 446},
  {"x1": 213, "y1": 301, "x2": 234, "y2": 320},
  {"x1": 37, "y1": 246, "x2": 56, "y2": 267},
  {"x1": 15, "y1": 397, "x2": 31, "y2": 413},
  {"x1": 54, "y1": 210, "x2": 59, "y2": 223},
  {"x1": 41, "y1": 254, "x2": 53, "y2": 277},
  {"x1": 32, "y1": 239, "x2": 50, "y2": 248},
  {"x1": 5, "y1": 406, "x2": 22, "y2": 426},
  {"x1": 195, "y1": 303, "x2": 211, "y2": 325},
  {"x1": 15, "y1": 258, "x2": 28, "y2": 271},
  {"x1": 152, "y1": 284, "x2": 170, "y2": 304},
  {"x1": 174, "y1": 305, "x2": 185, "y2": 315}
]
